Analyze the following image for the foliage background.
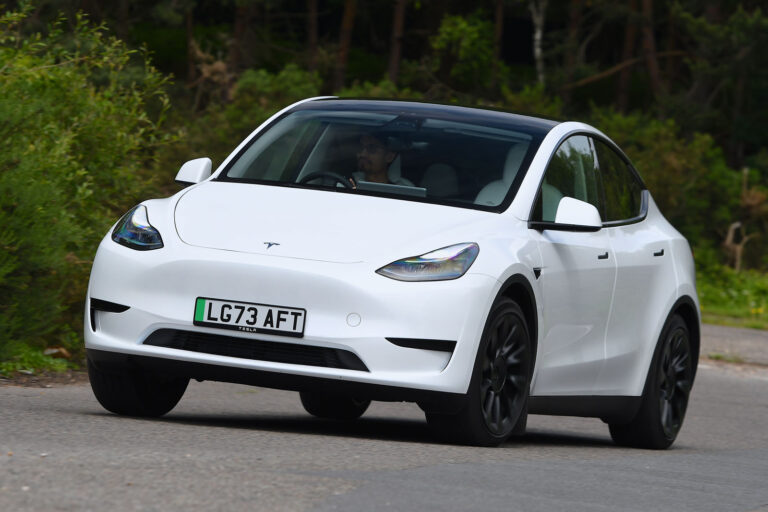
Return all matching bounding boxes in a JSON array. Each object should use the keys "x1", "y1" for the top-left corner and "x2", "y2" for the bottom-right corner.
[{"x1": 1, "y1": 0, "x2": 767, "y2": 373}]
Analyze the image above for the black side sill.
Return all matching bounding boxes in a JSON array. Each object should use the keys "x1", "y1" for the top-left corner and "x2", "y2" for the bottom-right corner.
[{"x1": 529, "y1": 395, "x2": 642, "y2": 424}]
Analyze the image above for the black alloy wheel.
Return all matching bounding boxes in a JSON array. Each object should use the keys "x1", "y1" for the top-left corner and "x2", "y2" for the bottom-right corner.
[
  {"x1": 480, "y1": 302, "x2": 531, "y2": 436},
  {"x1": 87, "y1": 358, "x2": 189, "y2": 417},
  {"x1": 657, "y1": 321, "x2": 694, "y2": 439},
  {"x1": 426, "y1": 297, "x2": 531, "y2": 446},
  {"x1": 609, "y1": 314, "x2": 694, "y2": 449}
]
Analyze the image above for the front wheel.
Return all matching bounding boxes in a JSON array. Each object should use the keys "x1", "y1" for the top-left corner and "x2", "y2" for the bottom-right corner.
[
  {"x1": 609, "y1": 314, "x2": 694, "y2": 449},
  {"x1": 300, "y1": 391, "x2": 370, "y2": 420},
  {"x1": 88, "y1": 359, "x2": 189, "y2": 417},
  {"x1": 426, "y1": 297, "x2": 532, "y2": 446}
]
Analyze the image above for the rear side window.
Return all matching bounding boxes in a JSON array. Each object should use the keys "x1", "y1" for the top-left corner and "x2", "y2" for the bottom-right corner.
[
  {"x1": 532, "y1": 135, "x2": 603, "y2": 222},
  {"x1": 594, "y1": 139, "x2": 643, "y2": 222}
]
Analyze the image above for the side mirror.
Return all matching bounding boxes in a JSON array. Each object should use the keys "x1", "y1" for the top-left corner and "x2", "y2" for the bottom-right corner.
[
  {"x1": 554, "y1": 197, "x2": 602, "y2": 229},
  {"x1": 175, "y1": 158, "x2": 212, "y2": 185}
]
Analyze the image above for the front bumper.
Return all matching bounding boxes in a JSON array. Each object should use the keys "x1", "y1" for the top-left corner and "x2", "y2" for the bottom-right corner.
[{"x1": 85, "y1": 237, "x2": 500, "y2": 395}]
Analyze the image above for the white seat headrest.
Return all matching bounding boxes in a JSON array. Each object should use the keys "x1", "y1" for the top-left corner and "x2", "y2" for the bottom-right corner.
[
  {"x1": 503, "y1": 143, "x2": 529, "y2": 184},
  {"x1": 387, "y1": 155, "x2": 402, "y2": 182},
  {"x1": 473, "y1": 142, "x2": 530, "y2": 206}
]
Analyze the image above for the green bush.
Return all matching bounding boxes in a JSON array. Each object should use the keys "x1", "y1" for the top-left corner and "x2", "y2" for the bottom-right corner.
[
  {"x1": 338, "y1": 79, "x2": 422, "y2": 100},
  {"x1": 590, "y1": 108, "x2": 740, "y2": 247},
  {"x1": 161, "y1": 63, "x2": 322, "y2": 169},
  {"x1": 0, "y1": 9, "x2": 174, "y2": 365},
  {"x1": 696, "y1": 254, "x2": 768, "y2": 329},
  {"x1": 430, "y1": 13, "x2": 495, "y2": 93},
  {"x1": 499, "y1": 84, "x2": 564, "y2": 119}
]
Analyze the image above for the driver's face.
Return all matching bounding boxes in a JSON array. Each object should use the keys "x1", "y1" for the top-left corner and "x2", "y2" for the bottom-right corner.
[{"x1": 357, "y1": 135, "x2": 395, "y2": 178}]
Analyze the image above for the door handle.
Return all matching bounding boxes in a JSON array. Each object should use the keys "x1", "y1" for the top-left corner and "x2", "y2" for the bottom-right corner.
[
  {"x1": 654, "y1": 249, "x2": 665, "y2": 257},
  {"x1": 597, "y1": 252, "x2": 609, "y2": 260}
]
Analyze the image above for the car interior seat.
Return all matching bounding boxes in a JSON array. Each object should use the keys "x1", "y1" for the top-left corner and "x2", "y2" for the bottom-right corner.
[
  {"x1": 420, "y1": 163, "x2": 459, "y2": 198},
  {"x1": 474, "y1": 142, "x2": 529, "y2": 206},
  {"x1": 387, "y1": 155, "x2": 415, "y2": 186}
]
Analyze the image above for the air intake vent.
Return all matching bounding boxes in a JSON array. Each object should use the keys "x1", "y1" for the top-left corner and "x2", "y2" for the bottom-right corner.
[{"x1": 143, "y1": 329, "x2": 368, "y2": 372}]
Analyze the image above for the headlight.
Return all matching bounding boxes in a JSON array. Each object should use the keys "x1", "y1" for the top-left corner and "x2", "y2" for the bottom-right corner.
[
  {"x1": 111, "y1": 205, "x2": 164, "y2": 250},
  {"x1": 376, "y1": 243, "x2": 479, "y2": 282}
]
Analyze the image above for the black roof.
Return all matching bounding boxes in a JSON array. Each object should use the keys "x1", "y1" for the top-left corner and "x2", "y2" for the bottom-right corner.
[{"x1": 292, "y1": 98, "x2": 559, "y2": 138}]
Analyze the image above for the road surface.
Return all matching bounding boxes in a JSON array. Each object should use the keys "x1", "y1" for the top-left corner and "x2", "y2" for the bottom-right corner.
[{"x1": 1, "y1": 338, "x2": 767, "y2": 511}]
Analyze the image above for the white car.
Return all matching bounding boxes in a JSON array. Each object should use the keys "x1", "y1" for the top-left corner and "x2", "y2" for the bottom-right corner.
[{"x1": 85, "y1": 97, "x2": 699, "y2": 448}]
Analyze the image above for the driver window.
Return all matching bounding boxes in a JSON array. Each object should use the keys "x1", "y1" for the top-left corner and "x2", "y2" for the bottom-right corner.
[
  {"x1": 532, "y1": 135, "x2": 603, "y2": 222},
  {"x1": 229, "y1": 116, "x2": 319, "y2": 181}
]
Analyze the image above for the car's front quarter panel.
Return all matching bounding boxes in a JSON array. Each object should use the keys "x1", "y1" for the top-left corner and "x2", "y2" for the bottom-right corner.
[{"x1": 466, "y1": 221, "x2": 544, "y2": 356}]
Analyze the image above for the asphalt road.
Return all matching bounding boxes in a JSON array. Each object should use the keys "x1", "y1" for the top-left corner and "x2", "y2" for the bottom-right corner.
[{"x1": 2, "y1": 357, "x2": 768, "y2": 511}]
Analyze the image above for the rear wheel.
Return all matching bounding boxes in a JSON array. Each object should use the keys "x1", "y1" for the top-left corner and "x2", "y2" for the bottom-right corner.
[
  {"x1": 609, "y1": 314, "x2": 694, "y2": 449},
  {"x1": 426, "y1": 297, "x2": 531, "y2": 446},
  {"x1": 300, "y1": 391, "x2": 370, "y2": 420},
  {"x1": 87, "y1": 359, "x2": 189, "y2": 417}
]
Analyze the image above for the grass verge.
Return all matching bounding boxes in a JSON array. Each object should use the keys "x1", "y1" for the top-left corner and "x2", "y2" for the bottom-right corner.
[
  {"x1": 706, "y1": 352, "x2": 746, "y2": 364},
  {"x1": 0, "y1": 344, "x2": 70, "y2": 378},
  {"x1": 697, "y1": 264, "x2": 768, "y2": 331}
]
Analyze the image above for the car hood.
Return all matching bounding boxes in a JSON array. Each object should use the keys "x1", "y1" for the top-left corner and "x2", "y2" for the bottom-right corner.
[{"x1": 174, "y1": 182, "x2": 496, "y2": 263}]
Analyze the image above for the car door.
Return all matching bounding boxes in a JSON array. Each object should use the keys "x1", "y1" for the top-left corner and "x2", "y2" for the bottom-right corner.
[
  {"x1": 528, "y1": 135, "x2": 617, "y2": 396},
  {"x1": 591, "y1": 138, "x2": 677, "y2": 395}
]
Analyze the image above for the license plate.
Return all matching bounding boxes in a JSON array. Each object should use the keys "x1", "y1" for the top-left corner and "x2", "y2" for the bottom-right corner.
[{"x1": 193, "y1": 297, "x2": 306, "y2": 337}]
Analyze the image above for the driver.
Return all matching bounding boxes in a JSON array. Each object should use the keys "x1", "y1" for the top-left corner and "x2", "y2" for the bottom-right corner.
[{"x1": 352, "y1": 131, "x2": 398, "y2": 184}]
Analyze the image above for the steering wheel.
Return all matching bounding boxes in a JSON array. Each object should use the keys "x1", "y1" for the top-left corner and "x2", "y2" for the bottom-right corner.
[{"x1": 298, "y1": 171, "x2": 354, "y2": 189}]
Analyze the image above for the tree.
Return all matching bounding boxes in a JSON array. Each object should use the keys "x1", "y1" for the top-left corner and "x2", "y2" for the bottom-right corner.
[
  {"x1": 387, "y1": 0, "x2": 408, "y2": 84},
  {"x1": 431, "y1": 13, "x2": 495, "y2": 94},
  {"x1": 228, "y1": 1, "x2": 255, "y2": 73},
  {"x1": 671, "y1": 5, "x2": 768, "y2": 167},
  {"x1": 185, "y1": 3, "x2": 196, "y2": 83},
  {"x1": 616, "y1": 0, "x2": 639, "y2": 112},
  {"x1": 306, "y1": 0, "x2": 318, "y2": 71},
  {"x1": 334, "y1": 0, "x2": 357, "y2": 90},
  {"x1": 528, "y1": 0, "x2": 548, "y2": 86},
  {"x1": 560, "y1": 0, "x2": 582, "y2": 105},
  {"x1": 144, "y1": 0, "x2": 199, "y2": 84},
  {"x1": 723, "y1": 168, "x2": 767, "y2": 271},
  {"x1": 640, "y1": 0, "x2": 665, "y2": 98}
]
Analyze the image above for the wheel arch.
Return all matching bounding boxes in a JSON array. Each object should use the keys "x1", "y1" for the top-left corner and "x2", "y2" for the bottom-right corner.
[
  {"x1": 497, "y1": 274, "x2": 538, "y2": 364},
  {"x1": 670, "y1": 295, "x2": 701, "y2": 377}
]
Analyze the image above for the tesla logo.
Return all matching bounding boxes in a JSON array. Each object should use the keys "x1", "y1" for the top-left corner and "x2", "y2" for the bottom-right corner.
[{"x1": 264, "y1": 242, "x2": 280, "y2": 249}]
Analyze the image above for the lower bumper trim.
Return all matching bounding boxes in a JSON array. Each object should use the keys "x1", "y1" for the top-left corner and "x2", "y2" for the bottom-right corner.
[
  {"x1": 86, "y1": 349, "x2": 466, "y2": 410},
  {"x1": 143, "y1": 328, "x2": 368, "y2": 372}
]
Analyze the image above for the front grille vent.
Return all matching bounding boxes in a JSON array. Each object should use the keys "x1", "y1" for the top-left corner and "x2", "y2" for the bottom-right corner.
[{"x1": 143, "y1": 329, "x2": 368, "y2": 372}]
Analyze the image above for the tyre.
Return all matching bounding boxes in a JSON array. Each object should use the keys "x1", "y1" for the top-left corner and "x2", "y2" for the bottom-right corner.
[
  {"x1": 300, "y1": 391, "x2": 371, "y2": 420},
  {"x1": 609, "y1": 314, "x2": 694, "y2": 449},
  {"x1": 426, "y1": 297, "x2": 532, "y2": 446},
  {"x1": 87, "y1": 358, "x2": 189, "y2": 417}
]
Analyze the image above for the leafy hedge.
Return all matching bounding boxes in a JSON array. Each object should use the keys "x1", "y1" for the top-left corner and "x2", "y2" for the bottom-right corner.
[{"x1": 0, "y1": 9, "x2": 174, "y2": 368}]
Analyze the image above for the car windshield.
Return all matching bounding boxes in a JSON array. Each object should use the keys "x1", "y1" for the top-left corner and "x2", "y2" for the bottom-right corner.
[{"x1": 219, "y1": 106, "x2": 544, "y2": 210}]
